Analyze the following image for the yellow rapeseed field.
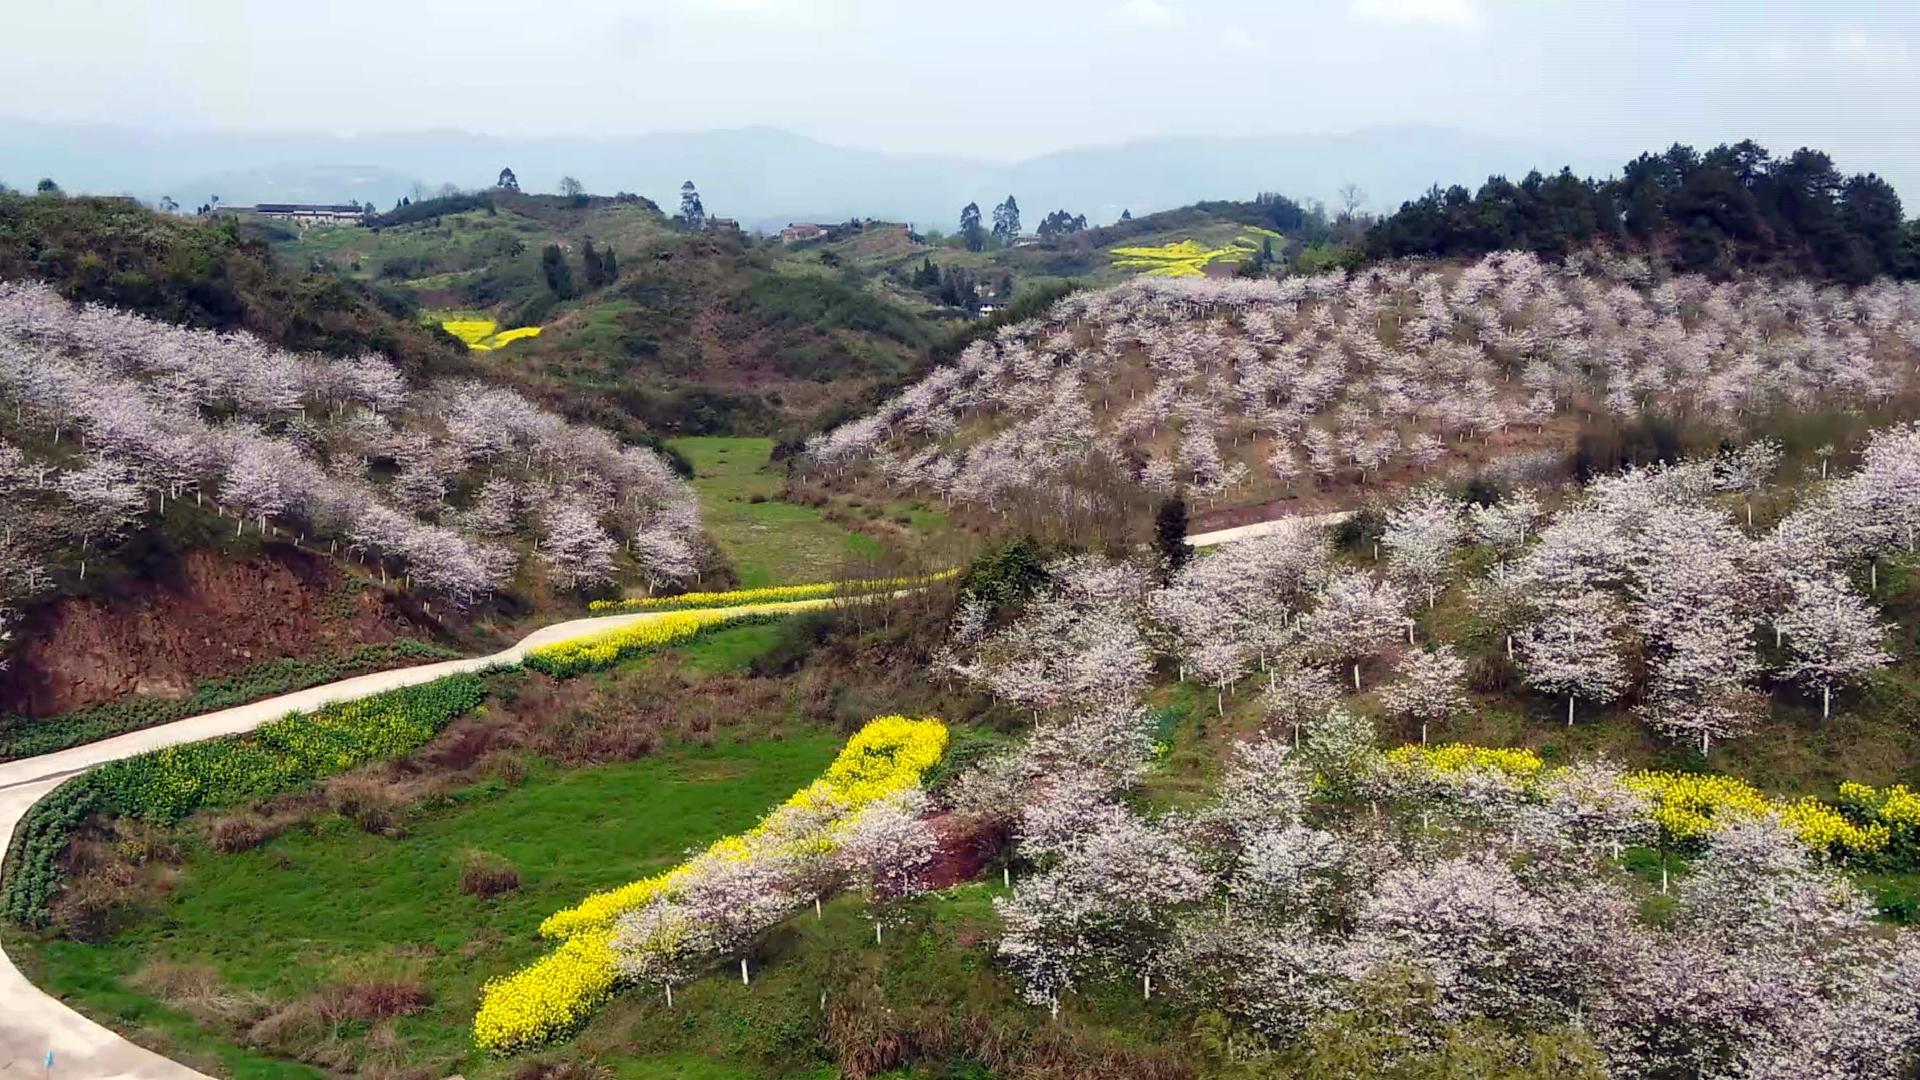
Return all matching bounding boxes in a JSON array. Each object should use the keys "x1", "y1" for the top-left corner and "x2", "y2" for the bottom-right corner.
[
  {"x1": 586, "y1": 569, "x2": 957, "y2": 614},
  {"x1": 472, "y1": 715, "x2": 948, "y2": 1053},
  {"x1": 438, "y1": 316, "x2": 544, "y2": 351}
]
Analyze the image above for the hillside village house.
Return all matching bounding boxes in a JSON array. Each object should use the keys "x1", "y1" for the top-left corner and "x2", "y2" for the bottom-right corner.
[
  {"x1": 235, "y1": 203, "x2": 368, "y2": 227},
  {"x1": 781, "y1": 222, "x2": 830, "y2": 244}
]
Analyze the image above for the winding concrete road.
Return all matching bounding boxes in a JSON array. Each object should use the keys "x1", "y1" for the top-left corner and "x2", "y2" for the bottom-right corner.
[
  {"x1": 0, "y1": 514, "x2": 1341, "y2": 1078},
  {"x1": 0, "y1": 602, "x2": 816, "y2": 1079},
  {"x1": 1186, "y1": 509, "x2": 1353, "y2": 548}
]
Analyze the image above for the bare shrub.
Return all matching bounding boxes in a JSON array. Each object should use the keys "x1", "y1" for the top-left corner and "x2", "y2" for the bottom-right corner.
[
  {"x1": 331, "y1": 976, "x2": 431, "y2": 1021},
  {"x1": 459, "y1": 850, "x2": 521, "y2": 898},
  {"x1": 129, "y1": 961, "x2": 269, "y2": 1027},
  {"x1": 208, "y1": 812, "x2": 287, "y2": 853},
  {"x1": 325, "y1": 776, "x2": 407, "y2": 836},
  {"x1": 246, "y1": 975, "x2": 430, "y2": 1067}
]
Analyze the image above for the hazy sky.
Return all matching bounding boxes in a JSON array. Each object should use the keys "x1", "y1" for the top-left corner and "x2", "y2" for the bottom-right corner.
[{"x1": 7, "y1": 0, "x2": 1918, "y2": 182}]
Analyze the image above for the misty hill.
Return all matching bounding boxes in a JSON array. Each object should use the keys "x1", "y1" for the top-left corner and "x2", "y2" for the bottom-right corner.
[{"x1": 0, "y1": 118, "x2": 1621, "y2": 232}]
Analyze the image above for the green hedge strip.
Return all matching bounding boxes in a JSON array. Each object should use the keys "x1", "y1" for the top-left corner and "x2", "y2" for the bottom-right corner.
[{"x1": 1, "y1": 674, "x2": 485, "y2": 927}]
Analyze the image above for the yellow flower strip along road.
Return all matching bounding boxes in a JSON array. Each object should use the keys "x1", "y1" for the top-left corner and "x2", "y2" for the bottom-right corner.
[
  {"x1": 586, "y1": 569, "x2": 959, "y2": 614},
  {"x1": 474, "y1": 715, "x2": 948, "y2": 1054}
]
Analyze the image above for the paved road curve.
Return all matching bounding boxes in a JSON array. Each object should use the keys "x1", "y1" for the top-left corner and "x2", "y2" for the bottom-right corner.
[
  {"x1": 0, "y1": 603, "x2": 798, "y2": 1079},
  {"x1": 1186, "y1": 509, "x2": 1353, "y2": 549},
  {"x1": 0, "y1": 514, "x2": 1345, "y2": 1078}
]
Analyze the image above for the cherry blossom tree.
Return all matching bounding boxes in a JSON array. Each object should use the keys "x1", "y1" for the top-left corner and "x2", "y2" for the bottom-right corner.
[
  {"x1": 538, "y1": 500, "x2": 619, "y2": 590},
  {"x1": 1301, "y1": 570, "x2": 1408, "y2": 690},
  {"x1": 1517, "y1": 589, "x2": 1629, "y2": 725},
  {"x1": 1773, "y1": 572, "x2": 1892, "y2": 718},
  {"x1": 1379, "y1": 643, "x2": 1470, "y2": 744},
  {"x1": 1467, "y1": 488, "x2": 1541, "y2": 575},
  {"x1": 1383, "y1": 486, "x2": 1465, "y2": 607},
  {"x1": 833, "y1": 790, "x2": 938, "y2": 939}
]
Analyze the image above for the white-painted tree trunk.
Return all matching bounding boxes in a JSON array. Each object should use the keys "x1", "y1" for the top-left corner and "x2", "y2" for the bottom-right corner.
[{"x1": 740, "y1": 958, "x2": 749, "y2": 985}]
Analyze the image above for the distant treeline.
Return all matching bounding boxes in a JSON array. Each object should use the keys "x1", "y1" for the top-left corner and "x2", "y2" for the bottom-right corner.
[{"x1": 1366, "y1": 141, "x2": 1918, "y2": 283}]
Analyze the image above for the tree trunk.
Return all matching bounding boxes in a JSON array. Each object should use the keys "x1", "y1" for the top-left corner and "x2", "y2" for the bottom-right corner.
[
  {"x1": 1568, "y1": 695, "x2": 1575, "y2": 726},
  {"x1": 1823, "y1": 684, "x2": 1832, "y2": 720},
  {"x1": 665, "y1": 983, "x2": 673, "y2": 1008},
  {"x1": 740, "y1": 958, "x2": 750, "y2": 985},
  {"x1": 1352, "y1": 663, "x2": 1361, "y2": 692}
]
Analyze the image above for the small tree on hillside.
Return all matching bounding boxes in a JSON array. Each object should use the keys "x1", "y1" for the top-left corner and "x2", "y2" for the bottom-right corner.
[
  {"x1": 539, "y1": 245, "x2": 574, "y2": 298},
  {"x1": 1302, "y1": 570, "x2": 1409, "y2": 691},
  {"x1": 959, "y1": 202, "x2": 986, "y2": 252},
  {"x1": 679, "y1": 181, "x2": 706, "y2": 228},
  {"x1": 1383, "y1": 486, "x2": 1465, "y2": 608},
  {"x1": 497, "y1": 167, "x2": 520, "y2": 191},
  {"x1": 1155, "y1": 496, "x2": 1191, "y2": 578},
  {"x1": 992, "y1": 195, "x2": 1023, "y2": 244},
  {"x1": 582, "y1": 240, "x2": 607, "y2": 290},
  {"x1": 558, "y1": 175, "x2": 585, "y2": 198},
  {"x1": 1036, "y1": 209, "x2": 1089, "y2": 241}
]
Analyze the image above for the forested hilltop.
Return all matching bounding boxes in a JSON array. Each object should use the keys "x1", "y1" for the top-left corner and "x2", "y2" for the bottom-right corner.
[
  {"x1": 0, "y1": 192, "x2": 468, "y2": 378},
  {"x1": 1367, "y1": 141, "x2": 1920, "y2": 283}
]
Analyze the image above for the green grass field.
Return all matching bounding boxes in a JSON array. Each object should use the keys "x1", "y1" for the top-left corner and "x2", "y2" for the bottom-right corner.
[
  {"x1": 669, "y1": 436, "x2": 887, "y2": 587},
  {"x1": 10, "y1": 732, "x2": 849, "y2": 1079}
]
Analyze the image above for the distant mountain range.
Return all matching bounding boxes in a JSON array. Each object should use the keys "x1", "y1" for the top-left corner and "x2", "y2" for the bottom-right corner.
[{"x1": 0, "y1": 118, "x2": 1646, "y2": 232}]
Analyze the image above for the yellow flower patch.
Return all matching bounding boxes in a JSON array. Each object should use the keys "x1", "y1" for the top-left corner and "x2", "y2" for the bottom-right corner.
[
  {"x1": 586, "y1": 569, "x2": 957, "y2": 614},
  {"x1": 439, "y1": 317, "x2": 544, "y2": 351},
  {"x1": 1110, "y1": 238, "x2": 1241, "y2": 278},
  {"x1": 523, "y1": 601, "x2": 835, "y2": 677},
  {"x1": 472, "y1": 715, "x2": 948, "y2": 1054},
  {"x1": 1387, "y1": 743, "x2": 1545, "y2": 779},
  {"x1": 1108, "y1": 231, "x2": 1277, "y2": 277}
]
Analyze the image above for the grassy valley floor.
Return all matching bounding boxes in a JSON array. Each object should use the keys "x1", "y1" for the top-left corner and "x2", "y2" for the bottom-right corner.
[{"x1": 668, "y1": 436, "x2": 957, "y2": 589}]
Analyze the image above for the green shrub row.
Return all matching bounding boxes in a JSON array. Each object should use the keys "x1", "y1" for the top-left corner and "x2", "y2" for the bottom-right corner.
[
  {"x1": 0, "y1": 777, "x2": 102, "y2": 928},
  {"x1": 0, "y1": 639, "x2": 460, "y2": 762},
  {"x1": 1, "y1": 674, "x2": 486, "y2": 927}
]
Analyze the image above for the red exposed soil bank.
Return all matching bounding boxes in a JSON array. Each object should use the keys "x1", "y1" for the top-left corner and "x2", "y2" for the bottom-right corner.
[
  {"x1": 924, "y1": 812, "x2": 1000, "y2": 890},
  {"x1": 0, "y1": 546, "x2": 436, "y2": 718}
]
